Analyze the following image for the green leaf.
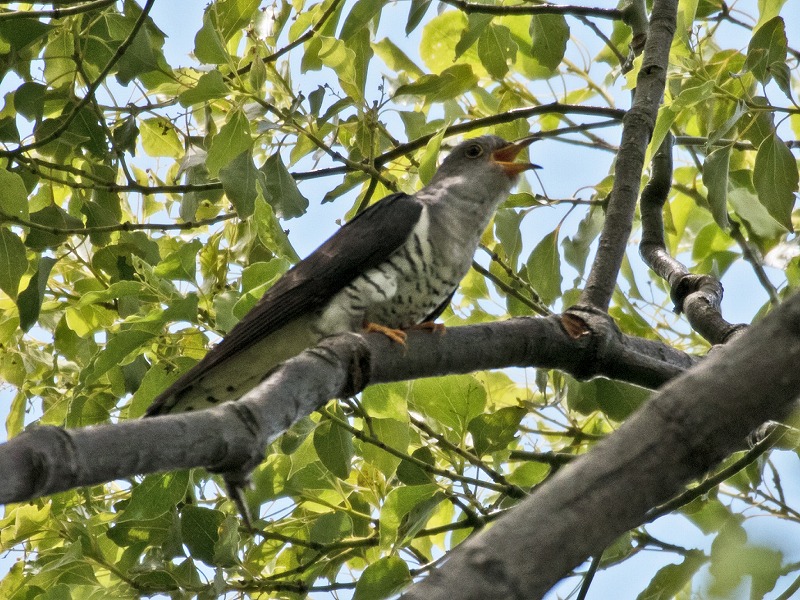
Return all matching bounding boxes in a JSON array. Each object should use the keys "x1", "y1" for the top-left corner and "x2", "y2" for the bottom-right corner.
[
  {"x1": 395, "y1": 64, "x2": 478, "y2": 102},
  {"x1": 85, "y1": 328, "x2": 156, "y2": 383},
  {"x1": 0, "y1": 229, "x2": 27, "y2": 299},
  {"x1": 373, "y1": 39, "x2": 424, "y2": 79},
  {"x1": 406, "y1": 0, "x2": 432, "y2": 34},
  {"x1": 310, "y1": 512, "x2": 353, "y2": 544},
  {"x1": 302, "y1": 36, "x2": 361, "y2": 101},
  {"x1": 0, "y1": 17, "x2": 52, "y2": 53},
  {"x1": 409, "y1": 375, "x2": 486, "y2": 436},
  {"x1": 140, "y1": 117, "x2": 183, "y2": 158},
  {"x1": 478, "y1": 23, "x2": 517, "y2": 79},
  {"x1": 379, "y1": 483, "x2": 440, "y2": 548},
  {"x1": 206, "y1": 109, "x2": 252, "y2": 177},
  {"x1": 178, "y1": 70, "x2": 230, "y2": 107},
  {"x1": 0, "y1": 168, "x2": 30, "y2": 220},
  {"x1": 253, "y1": 198, "x2": 300, "y2": 262},
  {"x1": 212, "y1": 515, "x2": 241, "y2": 568},
  {"x1": 0, "y1": 117, "x2": 19, "y2": 143},
  {"x1": 340, "y1": 0, "x2": 386, "y2": 40},
  {"x1": 180, "y1": 506, "x2": 225, "y2": 564},
  {"x1": 353, "y1": 556, "x2": 412, "y2": 600},
  {"x1": 194, "y1": 11, "x2": 228, "y2": 64},
  {"x1": 753, "y1": 133, "x2": 798, "y2": 230},
  {"x1": 420, "y1": 11, "x2": 471, "y2": 73},
  {"x1": 568, "y1": 376, "x2": 650, "y2": 421},
  {"x1": 702, "y1": 145, "x2": 731, "y2": 229},
  {"x1": 346, "y1": 27, "x2": 374, "y2": 98},
  {"x1": 154, "y1": 239, "x2": 203, "y2": 282},
  {"x1": 313, "y1": 419, "x2": 354, "y2": 479},
  {"x1": 117, "y1": 471, "x2": 190, "y2": 522},
  {"x1": 529, "y1": 14, "x2": 569, "y2": 71},
  {"x1": 745, "y1": 17, "x2": 787, "y2": 83},
  {"x1": 24, "y1": 205, "x2": 84, "y2": 251},
  {"x1": 468, "y1": 406, "x2": 526, "y2": 456},
  {"x1": 220, "y1": 150, "x2": 262, "y2": 218},
  {"x1": 259, "y1": 152, "x2": 309, "y2": 219},
  {"x1": 526, "y1": 230, "x2": 562, "y2": 305},
  {"x1": 495, "y1": 208, "x2": 525, "y2": 268},
  {"x1": 361, "y1": 418, "x2": 410, "y2": 477},
  {"x1": 455, "y1": 14, "x2": 492, "y2": 59},
  {"x1": 728, "y1": 170, "x2": 785, "y2": 237},
  {"x1": 112, "y1": 115, "x2": 139, "y2": 156},
  {"x1": 14, "y1": 82, "x2": 46, "y2": 122},
  {"x1": 307, "y1": 85, "x2": 326, "y2": 115},
  {"x1": 115, "y1": 24, "x2": 163, "y2": 85},
  {"x1": 17, "y1": 256, "x2": 56, "y2": 332},
  {"x1": 361, "y1": 382, "x2": 409, "y2": 422},
  {"x1": 396, "y1": 446, "x2": 435, "y2": 485},
  {"x1": 562, "y1": 205, "x2": 604, "y2": 276},
  {"x1": 418, "y1": 126, "x2": 447, "y2": 185}
]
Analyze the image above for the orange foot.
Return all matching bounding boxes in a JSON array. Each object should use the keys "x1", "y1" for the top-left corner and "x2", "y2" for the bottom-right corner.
[
  {"x1": 365, "y1": 322, "x2": 408, "y2": 345},
  {"x1": 410, "y1": 321, "x2": 446, "y2": 333}
]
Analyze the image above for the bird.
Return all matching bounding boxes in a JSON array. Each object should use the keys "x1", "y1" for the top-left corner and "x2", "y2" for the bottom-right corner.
[{"x1": 145, "y1": 134, "x2": 539, "y2": 417}]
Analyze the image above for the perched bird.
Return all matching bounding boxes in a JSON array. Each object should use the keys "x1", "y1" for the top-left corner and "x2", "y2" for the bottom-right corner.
[{"x1": 145, "y1": 135, "x2": 539, "y2": 417}]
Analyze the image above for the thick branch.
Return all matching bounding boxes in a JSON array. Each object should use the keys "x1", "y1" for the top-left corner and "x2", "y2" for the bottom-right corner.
[
  {"x1": 0, "y1": 315, "x2": 694, "y2": 504},
  {"x1": 400, "y1": 289, "x2": 800, "y2": 600},
  {"x1": 578, "y1": 0, "x2": 677, "y2": 310}
]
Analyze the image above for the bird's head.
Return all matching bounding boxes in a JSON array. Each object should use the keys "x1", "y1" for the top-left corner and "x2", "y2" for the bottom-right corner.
[{"x1": 434, "y1": 135, "x2": 541, "y2": 185}]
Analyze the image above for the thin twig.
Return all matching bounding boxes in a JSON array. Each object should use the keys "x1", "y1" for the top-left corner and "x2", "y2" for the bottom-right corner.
[
  {"x1": 0, "y1": 210, "x2": 236, "y2": 235},
  {"x1": 439, "y1": 0, "x2": 622, "y2": 19},
  {"x1": 0, "y1": 0, "x2": 114, "y2": 20}
]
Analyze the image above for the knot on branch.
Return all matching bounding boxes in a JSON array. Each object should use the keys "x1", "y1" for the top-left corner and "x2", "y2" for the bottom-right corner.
[
  {"x1": 669, "y1": 273, "x2": 723, "y2": 314},
  {"x1": 207, "y1": 403, "x2": 266, "y2": 476},
  {"x1": 560, "y1": 305, "x2": 624, "y2": 381},
  {"x1": 20, "y1": 426, "x2": 80, "y2": 498},
  {"x1": 312, "y1": 332, "x2": 372, "y2": 397}
]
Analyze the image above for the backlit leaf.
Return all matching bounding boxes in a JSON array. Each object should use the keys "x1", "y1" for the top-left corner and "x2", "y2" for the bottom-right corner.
[{"x1": 526, "y1": 230, "x2": 562, "y2": 305}]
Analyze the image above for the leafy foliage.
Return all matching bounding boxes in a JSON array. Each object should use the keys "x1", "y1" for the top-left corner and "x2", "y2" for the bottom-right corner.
[{"x1": 0, "y1": 0, "x2": 798, "y2": 598}]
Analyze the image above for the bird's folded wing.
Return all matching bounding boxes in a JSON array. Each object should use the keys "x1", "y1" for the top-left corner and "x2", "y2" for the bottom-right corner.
[{"x1": 144, "y1": 192, "x2": 422, "y2": 416}]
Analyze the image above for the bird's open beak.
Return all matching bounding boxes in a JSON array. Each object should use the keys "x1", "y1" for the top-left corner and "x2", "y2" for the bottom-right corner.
[{"x1": 491, "y1": 135, "x2": 542, "y2": 176}]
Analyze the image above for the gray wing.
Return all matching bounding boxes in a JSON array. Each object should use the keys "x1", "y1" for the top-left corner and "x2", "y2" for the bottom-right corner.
[{"x1": 144, "y1": 192, "x2": 423, "y2": 417}]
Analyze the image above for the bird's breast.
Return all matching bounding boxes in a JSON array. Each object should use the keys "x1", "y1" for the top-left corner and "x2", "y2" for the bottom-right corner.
[{"x1": 315, "y1": 206, "x2": 467, "y2": 333}]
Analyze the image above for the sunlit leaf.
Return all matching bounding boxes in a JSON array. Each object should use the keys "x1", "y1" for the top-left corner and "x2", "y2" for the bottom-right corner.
[{"x1": 526, "y1": 230, "x2": 562, "y2": 305}]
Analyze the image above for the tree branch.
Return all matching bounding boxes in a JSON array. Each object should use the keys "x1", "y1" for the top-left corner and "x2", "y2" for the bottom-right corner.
[
  {"x1": 438, "y1": 0, "x2": 622, "y2": 19},
  {"x1": 638, "y1": 135, "x2": 747, "y2": 345},
  {"x1": 0, "y1": 0, "x2": 114, "y2": 20},
  {"x1": 578, "y1": 0, "x2": 676, "y2": 311},
  {"x1": 399, "y1": 288, "x2": 800, "y2": 599},
  {"x1": 0, "y1": 314, "x2": 695, "y2": 505}
]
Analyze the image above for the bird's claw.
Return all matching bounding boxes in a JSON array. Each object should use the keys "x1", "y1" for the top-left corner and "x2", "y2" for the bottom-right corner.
[
  {"x1": 410, "y1": 321, "x2": 446, "y2": 333},
  {"x1": 365, "y1": 322, "x2": 408, "y2": 345}
]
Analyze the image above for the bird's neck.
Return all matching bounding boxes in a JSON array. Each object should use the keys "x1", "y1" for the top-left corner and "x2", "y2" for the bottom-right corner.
[
  {"x1": 416, "y1": 173, "x2": 512, "y2": 268},
  {"x1": 419, "y1": 173, "x2": 512, "y2": 231}
]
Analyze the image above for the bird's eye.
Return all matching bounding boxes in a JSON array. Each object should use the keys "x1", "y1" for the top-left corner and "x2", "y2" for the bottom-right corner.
[{"x1": 464, "y1": 144, "x2": 483, "y2": 158}]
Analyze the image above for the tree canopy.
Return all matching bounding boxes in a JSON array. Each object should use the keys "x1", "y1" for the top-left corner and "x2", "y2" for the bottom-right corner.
[{"x1": 0, "y1": 0, "x2": 799, "y2": 598}]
